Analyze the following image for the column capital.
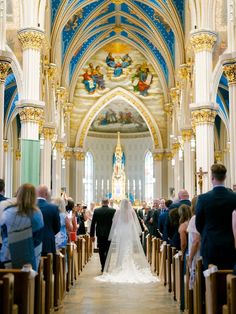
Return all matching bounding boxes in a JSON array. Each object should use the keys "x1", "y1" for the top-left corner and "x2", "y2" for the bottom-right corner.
[
  {"x1": 45, "y1": 63, "x2": 57, "y2": 81},
  {"x1": 153, "y1": 150, "x2": 164, "y2": 161},
  {"x1": 190, "y1": 29, "x2": 217, "y2": 53},
  {"x1": 17, "y1": 105, "x2": 44, "y2": 123},
  {"x1": 181, "y1": 128, "x2": 193, "y2": 142},
  {"x1": 15, "y1": 149, "x2": 21, "y2": 160},
  {"x1": 222, "y1": 59, "x2": 236, "y2": 85},
  {"x1": 171, "y1": 142, "x2": 181, "y2": 155},
  {"x1": 0, "y1": 60, "x2": 11, "y2": 83},
  {"x1": 63, "y1": 102, "x2": 74, "y2": 116},
  {"x1": 3, "y1": 140, "x2": 8, "y2": 152},
  {"x1": 214, "y1": 150, "x2": 223, "y2": 163},
  {"x1": 56, "y1": 86, "x2": 68, "y2": 101},
  {"x1": 170, "y1": 87, "x2": 180, "y2": 105},
  {"x1": 18, "y1": 28, "x2": 45, "y2": 50},
  {"x1": 42, "y1": 126, "x2": 56, "y2": 141},
  {"x1": 64, "y1": 147, "x2": 73, "y2": 160},
  {"x1": 74, "y1": 148, "x2": 85, "y2": 161},
  {"x1": 164, "y1": 151, "x2": 173, "y2": 160},
  {"x1": 55, "y1": 140, "x2": 65, "y2": 153},
  {"x1": 178, "y1": 64, "x2": 190, "y2": 81},
  {"x1": 191, "y1": 108, "x2": 217, "y2": 126},
  {"x1": 164, "y1": 102, "x2": 173, "y2": 116}
]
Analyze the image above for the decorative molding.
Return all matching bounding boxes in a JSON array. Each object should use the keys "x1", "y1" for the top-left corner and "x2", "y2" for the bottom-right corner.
[
  {"x1": 3, "y1": 140, "x2": 8, "y2": 152},
  {"x1": 153, "y1": 153, "x2": 164, "y2": 161},
  {"x1": 223, "y1": 61, "x2": 236, "y2": 85},
  {"x1": 191, "y1": 108, "x2": 217, "y2": 126},
  {"x1": 18, "y1": 28, "x2": 45, "y2": 50},
  {"x1": 74, "y1": 151, "x2": 85, "y2": 161},
  {"x1": 0, "y1": 60, "x2": 11, "y2": 83},
  {"x1": 164, "y1": 103, "x2": 173, "y2": 117},
  {"x1": 56, "y1": 86, "x2": 68, "y2": 101},
  {"x1": 18, "y1": 106, "x2": 44, "y2": 123},
  {"x1": 64, "y1": 148, "x2": 73, "y2": 160},
  {"x1": 55, "y1": 141, "x2": 65, "y2": 153},
  {"x1": 215, "y1": 150, "x2": 223, "y2": 163},
  {"x1": 170, "y1": 87, "x2": 179, "y2": 105},
  {"x1": 42, "y1": 126, "x2": 55, "y2": 141},
  {"x1": 111, "y1": 0, "x2": 123, "y2": 4},
  {"x1": 63, "y1": 102, "x2": 74, "y2": 116},
  {"x1": 181, "y1": 129, "x2": 193, "y2": 142},
  {"x1": 190, "y1": 30, "x2": 217, "y2": 52},
  {"x1": 171, "y1": 142, "x2": 181, "y2": 155},
  {"x1": 87, "y1": 131, "x2": 150, "y2": 139},
  {"x1": 178, "y1": 64, "x2": 190, "y2": 80},
  {"x1": 165, "y1": 151, "x2": 173, "y2": 160},
  {"x1": 46, "y1": 63, "x2": 57, "y2": 82}
]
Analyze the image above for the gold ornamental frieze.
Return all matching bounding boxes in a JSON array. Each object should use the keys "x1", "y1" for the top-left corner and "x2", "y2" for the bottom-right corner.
[
  {"x1": 191, "y1": 108, "x2": 217, "y2": 126},
  {"x1": 3, "y1": 140, "x2": 8, "y2": 152},
  {"x1": 190, "y1": 31, "x2": 217, "y2": 52},
  {"x1": 178, "y1": 64, "x2": 189, "y2": 80},
  {"x1": 171, "y1": 142, "x2": 181, "y2": 155},
  {"x1": 63, "y1": 102, "x2": 74, "y2": 116},
  {"x1": 15, "y1": 150, "x2": 21, "y2": 160},
  {"x1": 214, "y1": 150, "x2": 223, "y2": 163},
  {"x1": 170, "y1": 87, "x2": 179, "y2": 105},
  {"x1": 18, "y1": 106, "x2": 44, "y2": 123},
  {"x1": 74, "y1": 151, "x2": 85, "y2": 161},
  {"x1": 64, "y1": 149, "x2": 73, "y2": 160},
  {"x1": 223, "y1": 62, "x2": 236, "y2": 85},
  {"x1": 164, "y1": 103, "x2": 173, "y2": 117},
  {"x1": 0, "y1": 61, "x2": 11, "y2": 83},
  {"x1": 18, "y1": 29, "x2": 45, "y2": 50},
  {"x1": 165, "y1": 151, "x2": 173, "y2": 160},
  {"x1": 153, "y1": 153, "x2": 164, "y2": 161},
  {"x1": 55, "y1": 141, "x2": 65, "y2": 153}
]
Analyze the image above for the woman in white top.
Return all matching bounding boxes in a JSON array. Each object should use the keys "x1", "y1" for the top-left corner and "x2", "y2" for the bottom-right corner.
[{"x1": 96, "y1": 199, "x2": 158, "y2": 283}]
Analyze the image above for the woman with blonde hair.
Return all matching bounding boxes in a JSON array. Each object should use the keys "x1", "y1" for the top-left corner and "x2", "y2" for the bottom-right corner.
[
  {"x1": 52, "y1": 197, "x2": 67, "y2": 249},
  {"x1": 0, "y1": 183, "x2": 44, "y2": 271}
]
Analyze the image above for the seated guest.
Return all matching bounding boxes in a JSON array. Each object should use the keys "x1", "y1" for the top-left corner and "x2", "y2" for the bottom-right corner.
[
  {"x1": 52, "y1": 197, "x2": 67, "y2": 249},
  {"x1": 37, "y1": 185, "x2": 60, "y2": 255},
  {"x1": 1, "y1": 183, "x2": 44, "y2": 271},
  {"x1": 196, "y1": 164, "x2": 236, "y2": 269}
]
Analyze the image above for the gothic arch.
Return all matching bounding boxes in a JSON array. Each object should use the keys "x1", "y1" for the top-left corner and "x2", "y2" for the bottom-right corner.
[{"x1": 75, "y1": 87, "x2": 163, "y2": 150}]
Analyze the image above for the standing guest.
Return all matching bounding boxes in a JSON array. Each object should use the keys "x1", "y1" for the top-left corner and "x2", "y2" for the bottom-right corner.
[
  {"x1": 1, "y1": 184, "x2": 44, "y2": 271},
  {"x1": 52, "y1": 197, "x2": 67, "y2": 249},
  {"x1": 77, "y1": 204, "x2": 87, "y2": 235},
  {"x1": 86, "y1": 202, "x2": 96, "y2": 234},
  {"x1": 137, "y1": 201, "x2": 149, "y2": 231},
  {"x1": 178, "y1": 204, "x2": 191, "y2": 254},
  {"x1": 169, "y1": 189, "x2": 191, "y2": 210},
  {"x1": 151, "y1": 199, "x2": 160, "y2": 237},
  {"x1": 90, "y1": 199, "x2": 116, "y2": 272},
  {"x1": 37, "y1": 185, "x2": 60, "y2": 255},
  {"x1": 196, "y1": 164, "x2": 236, "y2": 269},
  {"x1": 65, "y1": 198, "x2": 78, "y2": 241},
  {"x1": 0, "y1": 179, "x2": 7, "y2": 203}
]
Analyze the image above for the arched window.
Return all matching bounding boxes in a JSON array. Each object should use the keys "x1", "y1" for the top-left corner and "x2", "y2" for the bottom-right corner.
[
  {"x1": 85, "y1": 152, "x2": 94, "y2": 205},
  {"x1": 145, "y1": 151, "x2": 153, "y2": 202}
]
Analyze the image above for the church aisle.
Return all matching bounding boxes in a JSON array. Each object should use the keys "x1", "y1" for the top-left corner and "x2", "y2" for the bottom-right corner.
[{"x1": 63, "y1": 254, "x2": 181, "y2": 314}]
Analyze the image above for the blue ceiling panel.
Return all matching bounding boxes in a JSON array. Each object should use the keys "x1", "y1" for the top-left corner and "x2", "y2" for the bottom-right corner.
[{"x1": 7, "y1": 93, "x2": 18, "y2": 122}]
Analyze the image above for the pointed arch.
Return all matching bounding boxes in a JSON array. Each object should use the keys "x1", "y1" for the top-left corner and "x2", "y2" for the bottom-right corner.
[{"x1": 75, "y1": 87, "x2": 163, "y2": 150}]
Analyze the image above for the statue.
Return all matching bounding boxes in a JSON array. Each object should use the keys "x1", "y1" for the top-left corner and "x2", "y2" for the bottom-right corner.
[
  {"x1": 112, "y1": 132, "x2": 126, "y2": 202},
  {"x1": 196, "y1": 167, "x2": 208, "y2": 194}
]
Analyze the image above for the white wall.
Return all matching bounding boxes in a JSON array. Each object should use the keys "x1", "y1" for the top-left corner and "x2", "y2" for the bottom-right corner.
[{"x1": 84, "y1": 135, "x2": 153, "y2": 203}]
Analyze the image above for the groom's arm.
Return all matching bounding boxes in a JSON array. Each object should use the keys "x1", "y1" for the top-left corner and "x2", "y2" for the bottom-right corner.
[{"x1": 90, "y1": 210, "x2": 97, "y2": 241}]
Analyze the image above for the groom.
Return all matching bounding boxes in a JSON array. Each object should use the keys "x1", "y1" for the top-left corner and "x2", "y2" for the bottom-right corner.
[{"x1": 90, "y1": 198, "x2": 116, "y2": 272}]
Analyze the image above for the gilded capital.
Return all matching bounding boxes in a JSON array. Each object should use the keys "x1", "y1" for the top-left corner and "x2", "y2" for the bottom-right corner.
[
  {"x1": 15, "y1": 150, "x2": 21, "y2": 160},
  {"x1": 223, "y1": 62, "x2": 236, "y2": 85},
  {"x1": 153, "y1": 153, "x2": 164, "y2": 161},
  {"x1": 74, "y1": 151, "x2": 85, "y2": 161},
  {"x1": 64, "y1": 149, "x2": 73, "y2": 160},
  {"x1": 18, "y1": 106, "x2": 44, "y2": 123},
  {"x1": 170, "y1": 87, "x2": 179, "y2": 105},
  {"x1": 42, "y1": 126, "x2": 55, "y2": 141},
  {"x1": 178, "y1": 64, "x2": 189, "y2": 80},
  {"x1": 55, "y1": 141, "x2": 65, "y2": 153},
  {"x1": 215, "y1": 150, "x2": 223, "y2": 163},
  {"x1": 18, "y1": 28, "x2": 45, "y2": 50},
  {"x1": 164, "y1": 103, "x2": 173, "y2": 117},
  {"x1": 171, "y1": 142, "x2": 181, "y2": 155},
  {"x1": 56, "y1": 86, "x2": 67, "y2": 101},
  {"x1": 165, "y1": 152, "x2": 173, "y2": 160},
  {"x1": 3, "y1": 140, "x2": 8, "y2": 152},
  {"x1": 0, "y1": 61, "x2": 11, "y2": 83},
  {"x1": 181, "y1": 129, "x2": 193, "y2": 142},
  {"x1": 190, "y1": 30, "x2": 217, "y2": 52},
  {"x1": 46, "y1": 63, "x2": 57, "y2": 82},
  {"x1": 191, "y1": 108, "x2": 217, "y2": 126},
  {"x1": 63, "y1": 102, "x2": 74, "y2": 116}
]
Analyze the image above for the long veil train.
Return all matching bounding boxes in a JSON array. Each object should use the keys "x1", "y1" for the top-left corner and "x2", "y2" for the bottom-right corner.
[{"x1": 96, "y1": 199, "x2": 158, "y2": 283}]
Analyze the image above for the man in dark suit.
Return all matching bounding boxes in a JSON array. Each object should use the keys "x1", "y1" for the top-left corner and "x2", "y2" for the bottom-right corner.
[
  {"x1": 90, "y1": 198, "x2": 115, "y2": 272},
  {"x1": 196, "y1": 164, "x2": 236, "y2": 269},
  {"x1": 0, "y1": 179, "x2": 7, "y2": 202},
  {"x1": 37, "y1": 185, "x2": 61, "y2": 255}
]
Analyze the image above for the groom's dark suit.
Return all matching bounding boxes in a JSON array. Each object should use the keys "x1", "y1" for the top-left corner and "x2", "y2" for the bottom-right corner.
[{"x1": 90, "y1": 205, "x2": 115, "y2": 272}]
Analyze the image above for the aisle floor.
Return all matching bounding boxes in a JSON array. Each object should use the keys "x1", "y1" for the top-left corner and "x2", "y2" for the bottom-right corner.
[{"x1": 63, "y1": 253, "x2": 181, "y2": 314}]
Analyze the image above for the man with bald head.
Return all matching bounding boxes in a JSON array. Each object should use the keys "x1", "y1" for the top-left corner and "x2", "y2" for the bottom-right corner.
[
  {"x1": 169, "y1": 189, "x2": 191, "y2": 210},
  {"x1": 37, "y1": 185, "x2": 60, "y2": 255}
]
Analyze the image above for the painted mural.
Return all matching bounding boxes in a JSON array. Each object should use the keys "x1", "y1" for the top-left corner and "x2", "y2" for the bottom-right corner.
[
  {"x1": 77, "y1": 40, "x2": 159, "y2": 98},
  {"x1": 90, "y1": 100, "x2": 149, "y2": 133}
]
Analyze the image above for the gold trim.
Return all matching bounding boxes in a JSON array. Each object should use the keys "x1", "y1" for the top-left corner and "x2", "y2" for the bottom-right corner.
[
  {"x1": 42, "y1": 127, "x2": 55, "y2": 141},
  {"x1": 223, "y1": 62, "x2": 236, "y2": 85},
  {"x1": 74, "y1": 151, "x2": 85, "y2": 161},
  {"x1": 190, "y1": 31, "x2": 217, "y2": 52},
  {"x1": 215, "y1": 150, "x2": 223, "y2": 163},
  {"x1": 15, "y1": 150, "x2": 21, "y2": 160},
  {"x1": 178, "y1": 64, "x2": 190, "y2": 80},
  {"x1": 165, "y1": 152, "x2": 173, "y2": 160},
  {"x1": 170, "y1": 87, "x2": 179, "y2": 104},
  {"x1": 64, "y1": 149, "x2": 73, "y2": 160},
  {"x1": 191, "y1": 108, "x2": 217, "y2": 126},
  {"x1": 164, "y1": 103, "x2": 173, "y2": 117},
  {"x1": 18, "y1": 29, "x2": 45, "y2": 50},
  {"x1": 0, "y1": 61, "x2": 11, "y2": 83},
  {"x1": 63, "y1": 102, "x2": 74, "y2": 116},
  {"x1": 171, "y1": 142, "x2": 181, "y2": 155},
  {"x1": 153, "y1": 153, "x2": 163, "y2": 161},
  {"x1": 18, "y1": 107, "x2": 44, "y2": 123},
  {"x1": 3, "y1": 140, "x2": 8, "y2": 152},
  {"x1": 181, "y1": 129, "x2": 193, "y2": 142}
]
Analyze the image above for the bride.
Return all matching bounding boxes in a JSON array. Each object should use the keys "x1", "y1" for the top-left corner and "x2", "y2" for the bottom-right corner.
[{"x1": 96, "y1": 199, "x2": 158, "y2": 283}]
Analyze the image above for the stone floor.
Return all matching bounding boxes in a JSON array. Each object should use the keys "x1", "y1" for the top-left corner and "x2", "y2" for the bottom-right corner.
[{"x1": 62, "y1": 254, "x2": 181, "y2": 314}]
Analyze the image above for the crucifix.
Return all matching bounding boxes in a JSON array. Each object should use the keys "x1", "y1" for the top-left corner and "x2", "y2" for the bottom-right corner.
[{"x1": 196, "y1": 167, "x2": 208, "y2": 194}]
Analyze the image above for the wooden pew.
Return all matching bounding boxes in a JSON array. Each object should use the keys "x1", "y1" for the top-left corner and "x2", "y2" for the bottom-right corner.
[
  {"x1": 171, "y1": 247, "x2": 176, "y2": 300},
  {"x1": 42, "y1": 254, "x2": 54, "y2": 314},
  {"x1": 0, "y1": 273, "x2": 18, "y2": 314},
  {"x1": 185, "y1": 255, "x2": 193, "y2": 314},
  {"x1": 66, "y1": 243, "x2": 74, "y2": 291},
  {"x1": 0, "y1": 269, "x2": 35, "y2": 314},
  {"x1": 35, "y1": 258, "x2": 45, "y2": 314},
  {"x1": 146, "y1": 234, "x2": 152, "y2": 264},
  {"x1": 76, "y1": 237, "x2": 83, "y2": 275},
  {"x1": 174, "y1": 251, "x2": 183, "y2": 307},
  {"x1": 151, "y1": 237, "x2": 157, "y2": 272},
  {"x1": 193, "y1": 257, "x2": 204, "y2": 314},
  {"x1": 159, "y1": 242, "x2": 167, "y2": 286},
  {"x1": 166, "y1": 244, "x2": 172, "y2": 292},
  {"x1": 53, "y1": 253, "x2": 64, "y2": 311},
  {"x1": 155, "y1": 238, "x2": 161, "y2": 276},
  {"x1": 222, "y1": 274, "x2": 236, "y2": 314},
  {"x1": 205, "y1": 266, "x2": 233, "y2": 314}
]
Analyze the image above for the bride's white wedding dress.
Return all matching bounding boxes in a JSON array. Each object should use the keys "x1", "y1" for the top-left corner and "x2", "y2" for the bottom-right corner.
[{"x1": 95, "y1": 199, "x2": 158, "y2": 283}]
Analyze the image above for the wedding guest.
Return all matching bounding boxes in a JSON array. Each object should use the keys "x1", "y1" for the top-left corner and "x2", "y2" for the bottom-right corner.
[
  {"x1": 77, "y1": 204, "x2": 87, "y2": 235},
  {"x1": 52, "y1": 197, "x2": 67, "y2": 249},
  {"x1": 37, "y1": 185, "x2": 60, "y2": 255},
  {"x1": 0, "y1": 179, "x2": 7, "y2": 203},
  {"x1": 65, "y1": 198, "x2": 78, "y2": 241},
  {"x1": 1, "y1": 183, "x2": 44, "y2": 270},
  {"x1": 86, "y1": 202, "x2": 96, "y2": 233},
  {"x1": 178, "y1": 204, "x2": 191, "y2": 255},
  {"x1": 233, "y1": 210, "x2": 236, "y2": 249}
]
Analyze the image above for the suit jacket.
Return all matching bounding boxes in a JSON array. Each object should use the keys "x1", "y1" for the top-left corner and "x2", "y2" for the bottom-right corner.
[
  {"x1": 169, "y1": 199, "x2": 191, "y2": 210},
  {"x1": 37, "y1": 198, "x2": 61, "y2": 254},
  {"x1": 196, "y1": 186, "x2": 236, "y2": 269},
  {"x1": 90, "y1": 205, "x2": 115, "y2": 241},
  {"x1": 0, "y1": 194, "x2": 7, "y2": 202}
]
